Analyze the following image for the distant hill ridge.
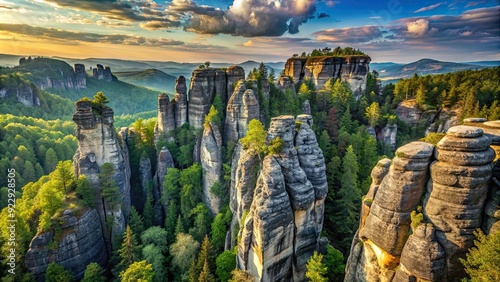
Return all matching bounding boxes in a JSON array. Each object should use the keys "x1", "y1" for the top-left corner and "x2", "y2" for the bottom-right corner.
[{"x1": 371, "y1": 58, "x2": 499, "y2": 81}]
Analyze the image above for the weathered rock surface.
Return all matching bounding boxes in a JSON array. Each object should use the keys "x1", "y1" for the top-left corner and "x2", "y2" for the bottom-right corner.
[
  {"x1": 229, "y1": 144, "x2": 259, "y2": 248},
  {"x1": 238, "y1": 156, "x2": 295, "y2": 281},
  {"x1": 73, "y1": 101, "x2": 130, "y2": 251},
  {"x1": 301, "y1": 100, "x2": 311, "y2": 114},
  {"x1": 154, "y1": 147, "x2": 174, "y2": 206},
  {"x1": 396, "y1": 100, "x2": 460, "y2": 136},
  {"x1": 283, "y1": 56, "x2": 370, "y2": 97},
  {"x1": 201, "y1": 122, "x2": 223, "y2": 215},
  {"x1": 381, "y1": 123, "x2": 397, "y2": 151},
  {"x1": 0, "y1": 83, "x2": 41, "y2": 107},
  {"x1": 236, "y1": 115, "x2": 327, "y2": 281},
  {"x1": 74, "y1": 64, "x2": 87, "y2": 89},
  {"x1": 346, "y1": 124, "x2": 498, "y2": 282},
  {"x1": 139, "y1": 156, "x2": 153, "y2": 203},
  {"x1": 224, "y1": 82, "x2": 260, "y2": 144},
  {"x1": 424, "y1": 125, "x2": 494, "y2": 280},
  {"x1": 25, "y1": 209, "x2": 107, "y2": 281},
  {"x1": 154, "y1": 93, "x2": 175, "y2": 144},
  {"x1": 174, "y1": 76, "x2": 188, "y2": 127},
  {"x1": 188, "y1": 66, "x2": 245, "y2": 128}
]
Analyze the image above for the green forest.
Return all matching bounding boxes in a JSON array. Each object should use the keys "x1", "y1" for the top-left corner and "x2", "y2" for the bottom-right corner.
[{"x1": 0, "y1": 57, "x2": 498, "y2": 281}]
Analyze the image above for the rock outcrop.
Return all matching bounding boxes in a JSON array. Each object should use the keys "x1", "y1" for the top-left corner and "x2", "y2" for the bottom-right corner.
[
  {"x1": 92, "y1": 64, "x2": 113, "y2": 81},
  {"x1": 72, "y1": 100, "x2": 131, "y2": 252},
  {"x1": 380, "y1": 123, "x2": 397, "y2": 151},
  {"x1": 200, "y1": 122, "x2": 223, "y2": 215},
  {"x1": 423, "y1": 125, "x2": 494, "y2": 280},
  {"x1": 174, "y1": 76, "x2": 188, "y2": 127},
  {"x1": 187, "y1": 66, "x2": 245, "y2": 128},
  {"x1": 229, "y1": 144, "x2": 260, "y2": 248},
  {"x1": 74, "y1": 64, "x2": 87, "y2": 89},
  {"x1": 283, "y1": 56, "x2": 370, "y2": 97},
  {"x1": 154, "y1": 147, "x2": 175, "y2": 215},
  {"x1": 345, "y1": 124, "x2": 499, "y2": 282},
  {"x1": 396, "y1": 100, "x2": 460, "y2": 135},
  {"x1": 154, "y1": 93, "x2": 175, "y2": 143},
  {"x1": 224, "y1": 82, "x2": 260, "y2": 144},
  {"x1": 139, "y1": 156, "x2": 153, "y2": 203},
  {"x1": 236, "y1": 115, "x2": 327, "y2": 281},
  {"x1": 25, "y1": 209, "x2": 107, "y2": 281},
  {"x1": 0, "y1": 83, "x2": 41, "y2": 107}
]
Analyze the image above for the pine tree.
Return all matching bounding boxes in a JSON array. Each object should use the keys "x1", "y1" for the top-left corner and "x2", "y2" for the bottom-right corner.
[
  {"x1": 460, "y1": 229, "x2": 500, "y2": 281},
  {"x1": 82, "y1": 263, "x2": 106, "y2": 282},
  {"x1": 239, "y1": 119, "x2": 267, "y2": 161},
  {"x1": 306, "y1": 251, "x2": 327, "y2": 282},
  {"x1": 93, "y1": 91, "x2": 109, "y2": 108},
  {"x1": 165, "y1": 201, "x2": 178, "y2": 244},
  {"x1": 114, "y1": 225, "x2": 142, "y2": 276},
  {"x1": 44, "y1": 148, "x2": 58, "y2": 174},
  {"x1": 189, "y1": 235, "x2": 215, "y2": 281},
  {"x1": 100, "y1": 162, "x2": 121, "y2": 209},
  {"x1": 175, "y1": 215, "x2": 185, "y2": 235},
  {"x1": 53, "y1": 161, "x2": 74, "y2": 200},
  {"x1": 143, "y1": 187, "x2": 155, "y2": 229},
  {"x1": 199, "y1": 258, "x2": 215, "y2": 282},
  {"x1": 334, "y1": 146, "x2": 361, "y2": 252},
  {"x1": 45, "y1": 263, "x2": 73, "y2": 282},
  {"x1": 129, "y1": 206, "x2": 145, "y2": 240}
]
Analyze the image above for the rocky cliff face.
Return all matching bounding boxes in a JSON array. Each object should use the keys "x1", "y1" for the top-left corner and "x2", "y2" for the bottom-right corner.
[
  {"x1": 92, "y1": 64, "x2": 113, "y2": 82},
  {"x1": 283, "y1": 56, "x2": 370, "y2": 97},
  {"x1": 25, "y1": 209, "x2": 107, "y2": 281},
  {"x1": 154, "y1": 93, "x2": 176, "y2": 143},
  {"x1": 235, "y1": 115, "x2": 327, "y2": 281},
  {"x1": 187, "y1": 66, "x2": 245, "y2": 128},
  {"x1": 201, "y1": 122, "x2": 223, "y2": 215},
  {"x1": 396, "y1": 100, "x2": 460, "y2": 135},
  {"x1": 72, "y1": 100, "x2": 131, "y2": 251},
  {"x1": 0, "y1": 84, "x2": 41, "y2": 107},
  {"x1": 74, "y1": 64, "x2": 87, "y2": 89},
  {"x1": 224, "y1": 82, "x2": 261, "y2": 144},
  {"x1": 345, "y1": 124, "x2": 499, "y2": 282},
  {"x1": 174, "y1": 76, "x2": 188, "y2": 127}
]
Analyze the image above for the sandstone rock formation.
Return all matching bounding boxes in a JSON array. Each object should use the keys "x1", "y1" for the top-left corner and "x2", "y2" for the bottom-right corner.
[
  {"x1": 0, "y1": 84, "x2": 41, "y2": 107},
  {"x1": 345, "y1": 125, "x2": 499, "y2": 282},
  {"x1": 74, "y1": 64, "x2": 87, "y2": 89},
  {"x1": 139, "y1": 155, "x2": 153, "y2": 204},
  {"x1": 14, "y1": 58, "x2": 86, "y2": 90},
  {"x1": 25, "y1": 209, "x2": 107, "y2": 281},
  {"x1": 236, "y1": 115, "x2": 327, "y2": 281},
  {"x1": 72, "y1": 100, "x2": 131, "y2": 251},
  {"x1": 229, "y1": 144, "x2": 259, "y2": 248},
  {"x1": 224, "y1": 82, "x2": 260, "y2": 144},
  {"x1": 423, "y1": 125, "x2": 495, "y2": 280},
  {"x1": 380, "y1": 123, "x2": 397, "y2": 151},
  {"x1": 154, "y1": 147, "x2": 175, "y2": 217},
  {"x1": 283, "y1": 56, "x2": 370, "y2": 97},
  {"x1": 200, "y1": 122, "x2": 223, "y2": 215},
  {"x1": 187, "y1": 66, "x2": 245, "y2": 128},
  {"x1": 301, "y1": 100, "x2": 311, "y2": 114},
  {"x1": 396, "y1": 100, "x2": 460, "y2": 135},
  {"x1": 174, "y1": 76, "x2": 188, "y2": 127},
  {"x1": 154, "y1": 93, "x2": 175, "y2": 144}
]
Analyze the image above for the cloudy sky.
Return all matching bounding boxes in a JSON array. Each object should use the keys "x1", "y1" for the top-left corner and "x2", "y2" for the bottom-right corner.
[{"x1": 0, "y1": 0, "x2": 498, "y2": 63}]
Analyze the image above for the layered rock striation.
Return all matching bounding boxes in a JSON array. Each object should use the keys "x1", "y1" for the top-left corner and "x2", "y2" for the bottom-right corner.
[
  {"x1": 224, "y1": 82, "x2": 261, "y2": 144},
  {"x1": 236, "y1": 115, "x2": 327, "y2": 281},
  {"x1": 25, "y1": 209, "x2": 107, "y2": 281},
  {"x1": 201, "y1": 122, "x2": 223, "y2": 215},
  {"x1": 283, "y1": 56, "x2": 370, "y2": 97},
  {"x1": 72, "y1": 100, "x2": 131, "y2": 251},
  {"x1": 0, "y1": 83, "x2": 41, "y2": 107},
  {"x1": 188, "y1": 66, "x2": 245, "y2": 128},
  {"x1": 345, "y1": 125, "x2": 498, "y2": 281}
]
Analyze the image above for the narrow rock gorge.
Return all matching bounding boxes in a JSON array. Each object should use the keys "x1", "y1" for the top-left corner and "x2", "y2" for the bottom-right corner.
[{"x1": 345, "y1": 124, "x2": 499, "y2": 281}]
